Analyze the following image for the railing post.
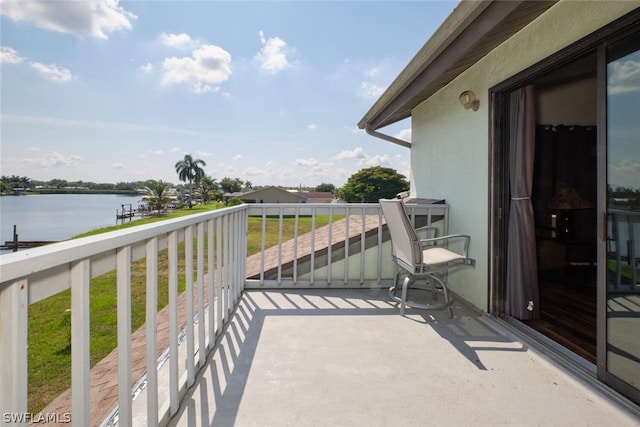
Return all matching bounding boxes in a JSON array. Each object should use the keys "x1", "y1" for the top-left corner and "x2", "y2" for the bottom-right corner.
[
  {"x1": 197, "y1": 222, "x2": 206, "y2": 368},
  {"x1": 377, "y1": 208, "x2": 383, "y2": 283},
  {"x1": 344, "y1": 207, "x2": 350, "y2": 285},
  {"x1": 116, "y1": 245, "x2": 132, "y2": 427},
  {"x1": 310, "y1": 207, "x2": 316, "y2": 285},
  {"x1": 242, "y1": 208, "x2": 248, "y2": 292},
  {"x1": 208, "y1": 219, "x2": 215, "y2": 348},
  {"x1": 0, "y1": 280, "x2": 28, "y2": 426},
  {"x1": 216, "y1": 217, "x2": 223, "y2": 333},
  {"x1": 145, "y1": 238, "x2": 159, "y2": 426},
  {"x1": 185, "y1": 225, "x2": 195, "y2": 387},
  {"x1": 277, "y1": 208, "x2": 283, "y2": 285},
  {"x1": 260, "y1": 208, "x2": 266, "y2": 285},
  {"x1": 71, "y1": 259, "x2": 91, "y2": 426},
  {"x1": 293, "y1": 207, "x2": 299, "y2": 284},
  {"x1": 360, "y1": 207, "x2": 366, "y2": 284},
  {"x1": 327, "y1": 206, "x2": 333, "y2": 285},
  {"x1": 230, "y1": 212, "x2": 238, "y2": 303},
  {"x1": 168, "y1": 230, "x2": 179, "y2": 416},
  {"x1": 223, "y1": 215, "x2": 231, "y2": 320}
]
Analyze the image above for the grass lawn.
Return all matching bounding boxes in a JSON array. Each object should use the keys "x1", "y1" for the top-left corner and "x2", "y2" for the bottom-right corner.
[{"x1": 27, "y1": 203, "x2": 336, "y2": 413}]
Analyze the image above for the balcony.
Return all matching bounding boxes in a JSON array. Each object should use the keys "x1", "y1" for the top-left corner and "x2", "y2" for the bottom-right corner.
[{"x1": 0, "y1": 203, "x2": 637, "y2": 426}]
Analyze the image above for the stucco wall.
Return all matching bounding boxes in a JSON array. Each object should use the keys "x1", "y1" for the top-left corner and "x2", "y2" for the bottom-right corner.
[{"x1": 410, "y1": 1, "x2": 639, "y2": 311}]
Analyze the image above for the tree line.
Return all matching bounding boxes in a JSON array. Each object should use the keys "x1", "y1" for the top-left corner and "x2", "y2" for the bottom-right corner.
[{"x1": 2, "y1": 159, "x2": 411, "y2": 205}]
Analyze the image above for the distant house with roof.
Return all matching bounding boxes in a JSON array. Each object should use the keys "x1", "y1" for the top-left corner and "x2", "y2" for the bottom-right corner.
[
  {"x1": 224, "y1": 187, "x2": 335, "y2": 204},
  {"x1": 291, "y1": 191, "x2": 335, "y2": 204},
  {"x1": 224, "y1": 186, "x2": 307, "y2": 204}
]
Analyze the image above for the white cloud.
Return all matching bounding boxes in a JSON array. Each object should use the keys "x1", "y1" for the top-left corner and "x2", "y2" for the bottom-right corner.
[
  {"x1": 0, "y1": 0, "x2": 137, "y2": 39},
  {"x1": 256, "y1": 33, "x2": 293, "y2": 74},
  {"x1": 112, "y1": 162, "x2": 126, "y2": 169},
  {"x1": 609, "y1": 59, "x2": 640, "y2": 94},
  {"x1": 244, "y1": 166, "x2": 263, "y2": 176},
  {"x1": 295, "y1": 158, "x2": 319, "y2": 167},
  {"x1": 195, "y1": 150, "x2": 213, "y2": 157},
  {"x1": 360, "y1": 154, "x2": 391, "y2": 167},
  {"x1": 160, "y1": 32, "x2": 198, "y2": 50},
  {"x1": 28, "y1": 146, "x2": 42, "y2": 152},
  {"x1": 29, "y1": 62, "x2": 74, "y2": 83},
  {"x1": 232, "y1": 154, "x2": 243, "y2": 160},
  {"x1": 359, "y1": 81, "x2": 386, "y2": 99},
  {"x1": 140, "y1": 63, "x2": 153, "y2": 73},
  {"x1": 0, "y1": 47, "x2": 23, "y2": 64},
  {"x1": 21, "y1": 151, "x2": 81, "y2": 168},
  {"x1": 307, "y1": 124, "x2": 317, "y2": 131},
  {"x1": 162, "y1": 44, "x2": 232, "y2": 93},
  {"x1": 365, "y1": 67, "x2": 382, "y2": 78},
  {"x1": 1, "y1": 114, "x2": 212, "y2": 138},
  {"x1": 152, "y1": 150, "x2": 164, "y2": 155},
  {"x1": 610, "y1": 159, "x2": 640, "y2": 190},
  {"x1": 334, "y1": 147, "x2": 366, "y2": 160},
  {"x1": 395, "y1": 128, "x2": 411, "y2": 142},
  {"x1": 169, "y1": 147, "x2": 181, "y2": 153}
]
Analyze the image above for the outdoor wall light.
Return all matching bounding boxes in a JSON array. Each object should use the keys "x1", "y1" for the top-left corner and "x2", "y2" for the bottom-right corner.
[{"x1": 459, "y1": 90, "x2": 479, "y2": 111}]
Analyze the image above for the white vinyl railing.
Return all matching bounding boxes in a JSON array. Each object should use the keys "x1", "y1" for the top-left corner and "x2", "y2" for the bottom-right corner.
[
  {"x1": 0, "y1": 205, "x2": 247, "y2": 427},
  {"x1": 0, "y1": 201, "x2": 448, "y2": 426},
  {"x1": 609, "y1": 209, "x2": 640, "y2": 288},
  {"x1": 245, "y1": 203, "x2": 449, "y2": 288}
]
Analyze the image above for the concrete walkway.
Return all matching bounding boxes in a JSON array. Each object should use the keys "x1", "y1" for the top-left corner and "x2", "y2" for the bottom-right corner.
[{"x1": 168, "y1": 288, "x2": 640, "y2": 427}]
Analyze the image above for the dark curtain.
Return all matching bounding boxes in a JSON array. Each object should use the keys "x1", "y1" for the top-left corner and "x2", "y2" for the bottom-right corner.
[{"x1": 506, "y1": 85, "x2": 539, "y2": 320}]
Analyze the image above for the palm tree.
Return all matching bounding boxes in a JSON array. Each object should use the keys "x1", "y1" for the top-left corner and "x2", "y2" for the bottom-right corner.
[
  {"x1": 175, "y1": 154, "x2": 207, "y2": 208},
  {"x1": 142, "y1": 180, "x2": 173, "y2": 213},
  {"x1": 196, "y1": 175, "x2": 218, "y2": 204}
]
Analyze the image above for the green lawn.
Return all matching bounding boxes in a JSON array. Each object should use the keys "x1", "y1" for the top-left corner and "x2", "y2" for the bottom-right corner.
[{"x1": 27, "y1": 203, "x2": 336, "y2": 413}]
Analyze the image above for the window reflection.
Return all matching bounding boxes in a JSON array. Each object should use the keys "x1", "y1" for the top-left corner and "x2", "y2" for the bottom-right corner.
[{"x1": 606, "y1": 45, "x2": 640, "y2": 391}]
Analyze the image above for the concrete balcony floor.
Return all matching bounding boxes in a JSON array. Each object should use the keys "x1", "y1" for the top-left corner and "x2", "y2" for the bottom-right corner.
[{"x1": 166, "y1": 288, "x2": 638, "y2": 426}]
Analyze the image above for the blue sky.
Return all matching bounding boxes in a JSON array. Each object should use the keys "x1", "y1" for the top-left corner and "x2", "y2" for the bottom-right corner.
[{"x1": 0, "y1": 0, "x2": 457, "y2": 187}]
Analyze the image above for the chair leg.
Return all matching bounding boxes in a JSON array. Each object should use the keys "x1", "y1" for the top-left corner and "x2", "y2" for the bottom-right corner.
[
  {"x1": 431, "y1": 274, "x2": 453, "y2": 318},
  {"x1": 400, "y1": 275, "x2": 411, "y2": 316}
]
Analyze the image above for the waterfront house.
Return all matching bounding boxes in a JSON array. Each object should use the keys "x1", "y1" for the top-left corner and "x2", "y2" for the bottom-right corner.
[{"x1": 358, "y1": 0, "x2": 640, "y2": 405}]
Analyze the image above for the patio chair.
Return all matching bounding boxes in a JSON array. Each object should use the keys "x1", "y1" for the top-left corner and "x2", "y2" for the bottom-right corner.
[{"x1": 379, "y1": 199, "x2": 475, "y2": 317}]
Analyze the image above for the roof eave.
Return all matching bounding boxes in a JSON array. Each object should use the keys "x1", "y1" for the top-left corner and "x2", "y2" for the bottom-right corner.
[
  {"x1": 358, "y1": 0, "x2": 557, "y2": 132},
  {"x1": 357, "y1": 0, "x2": 489, "y2": 131}
]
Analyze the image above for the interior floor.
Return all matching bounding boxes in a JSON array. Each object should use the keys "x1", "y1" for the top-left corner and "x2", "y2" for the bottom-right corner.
[{"x1": 523, "y1": 266, "x2": 597, "y2": 364}]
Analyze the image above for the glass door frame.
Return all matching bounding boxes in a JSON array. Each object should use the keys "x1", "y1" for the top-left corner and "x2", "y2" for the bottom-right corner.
[
  {"x1": 489, "y1": 9, "x2": 640, "y2": 405},
  {"x1": 599, "y1": 31, "x2": 640, "y2": 403}
]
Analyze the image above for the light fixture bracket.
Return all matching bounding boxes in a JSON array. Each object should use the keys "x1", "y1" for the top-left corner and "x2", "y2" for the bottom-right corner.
[{"x1": 459, "y1": 90, "x2": 480, "y2": 111}]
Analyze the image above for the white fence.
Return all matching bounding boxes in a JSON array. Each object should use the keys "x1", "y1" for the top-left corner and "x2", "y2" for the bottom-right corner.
[
  {"x1": 0, "y1": 201, "x2": 448, "y2": 426},
  {"x1": 609, "y1": 209, "x2": 640, "y2": 287}
]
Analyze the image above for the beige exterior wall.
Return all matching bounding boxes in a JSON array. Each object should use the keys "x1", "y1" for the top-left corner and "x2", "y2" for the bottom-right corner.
[
  {"x1": 240, "y1": 187, "x2": 305, "y2": 203},
  {"x1": 409, "y1": 1, "x2": 639, "y2": 311}
]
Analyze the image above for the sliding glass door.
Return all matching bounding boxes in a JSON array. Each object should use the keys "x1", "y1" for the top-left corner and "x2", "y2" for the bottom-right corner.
[{"x1": 605, "y1": 32, "x2": 640, "y2": 399}]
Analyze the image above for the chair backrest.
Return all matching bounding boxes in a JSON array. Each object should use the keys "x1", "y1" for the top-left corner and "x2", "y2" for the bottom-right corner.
[{"x1": 379, "y1": 199, "x2": 422, "y2": 272}]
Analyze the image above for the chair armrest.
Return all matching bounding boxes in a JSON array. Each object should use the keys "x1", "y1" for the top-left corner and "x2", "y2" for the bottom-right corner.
[
  {"x1": 420, "y1": 234, "x2": 472, "y2": 258},
  {"x1": 415, "y1": 226, "x2": 438, "y2": 240}
]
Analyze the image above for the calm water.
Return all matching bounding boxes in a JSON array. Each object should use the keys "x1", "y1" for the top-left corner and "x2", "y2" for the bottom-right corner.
[{"x1": 0, "y1": 194, "x2": 142, "y2": 250}]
